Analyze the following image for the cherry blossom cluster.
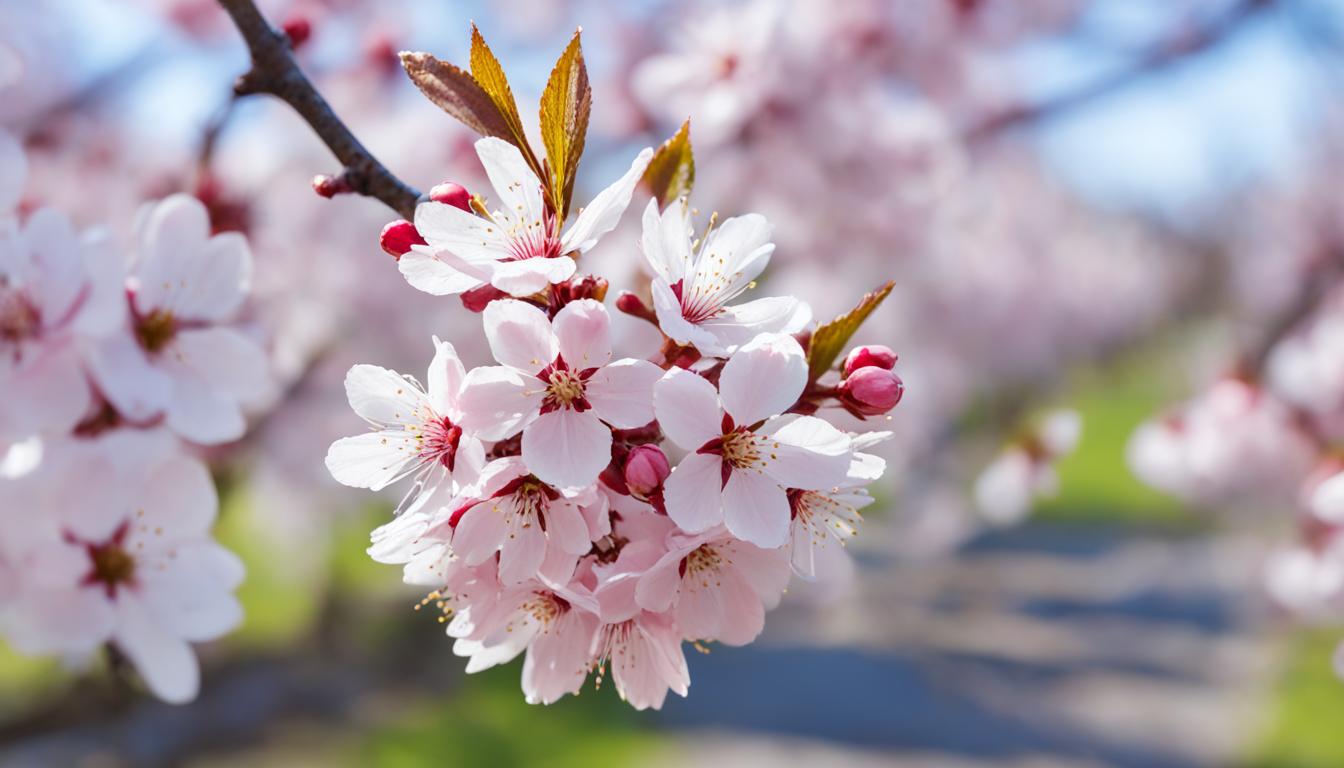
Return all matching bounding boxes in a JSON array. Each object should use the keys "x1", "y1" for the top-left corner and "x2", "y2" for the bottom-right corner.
[
  {"x1": 325, "y1": 31, "x2": 901, "y2": 707},
  {"x1": 0, "y1": 130, "x2": 266, "y2": 703}
]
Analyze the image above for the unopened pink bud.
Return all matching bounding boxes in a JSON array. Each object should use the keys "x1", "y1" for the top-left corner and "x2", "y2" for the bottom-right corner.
[
  {"x1": 623, "y1": 445, "x2": 670, "y2": 498},
  {"x1": 312, "y1": 174, "x2": 352, "y2": 199},
  {"x1": 281, "y1": 16, "x2": 312, "y2": 49},
  {"x1": 841, "y1": 367, "x2": 904, "y2": 415},
  {"x1": 430, "y1": 182, "x2": 472, "y2": 211},
  {"x1": 379, "y1": 219, "x2": 426, "y2": 260},
  {"x1": 843, "y1": 345, "x2": 897, "y2": 377}
]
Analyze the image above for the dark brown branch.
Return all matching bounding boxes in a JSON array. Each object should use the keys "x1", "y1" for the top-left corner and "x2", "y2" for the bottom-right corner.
[
  {"x1": 966, "y1": 0, "x2": 1276, "y2": 143},
  {"x1": 215, "y1": 0, "x2": 421, "y2": 219}
]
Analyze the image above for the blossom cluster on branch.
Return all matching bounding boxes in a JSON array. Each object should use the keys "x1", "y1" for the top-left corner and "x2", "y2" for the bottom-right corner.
[
  {"x1": 324, "y1": 27, "x2": 901, "y2": 709},
  {"x1": 0, "y1": 130, "x2": 269, "y2": 702}
]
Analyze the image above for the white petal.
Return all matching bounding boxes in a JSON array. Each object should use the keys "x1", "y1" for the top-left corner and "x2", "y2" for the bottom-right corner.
[
  {"x1": 325, "y1": 431, "x2": 415, "y2": 490},
  {"x1": 758, "y1": 416, "x2": 852, "y2": 490},
  {"x1": 457, "y1": 365, "x2": 542, "y2": 441},
  {"x1": 653, "y1": 367, "x2": 723, "y2": 449},
  {"x1": 131, "y1": 455, "x2": 218, "y2": 539},
  {"x1": 663, "y1": 452, "x2": 725, "y2": 533},
  {"x1": 560, "y1": 147, "x2": 654, "y2": 254},
  {"x1": 489, "y1": 257, "x2": 576, "y2": 296},
  {"x1": 414, "y1": 198, "x2": 511, "y2": 263},
  {"x1": 695, "y1": 212, "x2": 774, "y2": 291},
  {"x1": 721, "y1": 469, "x2": 790, "y2": 548},
  {"x1": 343, "y1": 363, "x2": 428, "y2": 427},
  {"x1": 522, "y1": 409, "x2": 612, "y2": 489},
  {"x1": 427, "y1": 336, "x2": 466, "y2": 417},
  {"x1": 398, "y1": 247, "x2": 489, "y2": 296},
  {"x1": 482, "y1": 299, "x2": 558, "y2": 375},
  {"x1": 476, "y1": 137, "x2": 546, "y2": 229},
  {"x1": 135, "y1": 196, "x2": 250, "y2": 322},
  {"x1": 651, "y1": 277, "x2": 718, "y2": 351},
  {"x1": 639, "y1": 198, "x2": 691, "y2": 284},
  {"x1": 1311, "y1": 472, "x2": 1344, "y2": 524},
  {"x1": 552, "y1": 299, "x2": 612, "y2": 368},
  {"x1": 0, "y1": 343, "x2": 90, "y2": 441},
  {"x1": 87, "y1": 331, "x2": 173, "y2": 422},
  {"x1": 169, "y1": 327, "x2": 270, "y2": 404},
  {"x1": 113, "y1": 594, "x2": 200, "y2": 704},
  {"x1": 700, "y1": 296, "x2": 811, "y2": 353},
  {"x1": 719, "y1": 333, "x2": 806, "y2": 426},
  {"x1": 587, "y1": 359, "x2": 661, "y2": 429}
]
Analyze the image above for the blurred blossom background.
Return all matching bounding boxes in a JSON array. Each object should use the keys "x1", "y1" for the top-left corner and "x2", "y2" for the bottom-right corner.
[{"x1": 4, "y1": 0, "x2": 1344, "y2": 765}]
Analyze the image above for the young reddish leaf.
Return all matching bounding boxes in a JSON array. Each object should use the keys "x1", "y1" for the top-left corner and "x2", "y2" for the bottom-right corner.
[
  {"x1": 642, "y1": 119, "x2": 695, "y2": 208},
  {"x1": 807, "y1": 281, "x2": 896, "y2": 381},
  {"x1": 469, "y1": 24, "x2": 544, "y2": 178},
  {"x1": 399, "y1": 52, "x2": 514, "y2": 139},
  {"x1": 539, "y1": 28, "x2": 592, "y2": 223}
]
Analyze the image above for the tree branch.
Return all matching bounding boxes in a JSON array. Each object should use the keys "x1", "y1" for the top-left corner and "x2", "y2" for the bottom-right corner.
[{"x1": 214, "y1": 0, "x2": 421, "y2": 219}]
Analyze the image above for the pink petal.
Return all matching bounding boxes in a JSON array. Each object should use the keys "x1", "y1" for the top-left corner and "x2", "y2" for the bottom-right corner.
[
  {"x1": 453, "y1": 500, "x2": 509, "y2": 566},
  {"x1": 634, "y1": 551, "x2": 684, "y2": 613},
  {"x1": 427, "y1": 336, "x2": 466, "y2": 417},
  {"x1": 718, "y1": 333, "x2": 806, "y2": 426},
  {"x1": 521, "y1": 408, "x2": 612, "y2": 489},
  {"x1": 457, "y1": 366, "x2": 542, "y2": 441},
  {"x1": 721, "y1": 469, "x2": 790, "y2": 548},
  {"x1": 663, "y1": 452, "x2": 725, "y2": 533},
  {"x1": 87, "y1": 331, "x2": 172, "y2": 423},
  {"x1": 652, "y1": 368, "x2": 723, "y2": 450},
  {"x1": 560, "y1": 147, "x2": 654, "y2": 254},
  {"x1": 758, "y1": 416, "x2": 851, "y2": 490},
  {"x1": 545, "y1": 499, "x2": 594, "y2": 556},
  {"x1": 499, "y1": 522, "x2": 547, "y2": 584},
  {"x1": 482, "y1": 299, "x2": 558, "y2": 375},
  {"x1": 131, "y1": 455, "x2": 217, "y2": 540},
  {"x1": 113, "y1": 593, "x2": 200, "y2": 704},
  {"x1": 587, "y1": 359, "x2": 661, "y2": 429},
  {"x1": 553, "y1": 299, "x2": 612, "y2": 368},
  {"x1": 489, "y1": 257, "x2": 576, "y2": 296}
]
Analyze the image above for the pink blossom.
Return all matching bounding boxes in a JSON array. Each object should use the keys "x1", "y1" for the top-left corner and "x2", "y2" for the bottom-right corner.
[
  {"x1": 326, "y1": 336, "x2": 487, "y2": 505},
  {"x1": 400, "y1": 139, "x2": 652, "y2": 297},
  {"x1": 655, "y1": 334, "x2": 851, "y2": 547},
  {"x1": 448, "y1": 457, "x2": 596, "y2": 585},
  {"x1": 641, "y1": 199, "x2": 810, "y2": 356},
  {"x1": 635, "y1": 527, "x2": 790, "y2": 645},
  {"x1": 1, "y1": 431, "x2": 243, "y2": 703},
  {"x1": 88, "y1": 195, "x2": 270, "y2": 445},
  {"x1": 0, "y1": 204, "x2": 123, "y2": 441},
  {"x1": 457, "y1": 298, "x2": 662, "y2": 488}
]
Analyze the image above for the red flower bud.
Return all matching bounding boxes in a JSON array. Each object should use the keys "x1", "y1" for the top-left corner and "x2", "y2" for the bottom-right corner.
[
  {"x1": 554, "y1": 275, "x2": 609, "y2": 308},
  {"x1": 379, "y1": 219, "x2": 426, "y2": 260},
  {"x1": 430, "y1": 182, "x2": 472, "y2": 211},
  {"x1": 281, "y1": 16, "x2": 312, "y2": 49},
  {"x1": 461, "y1": 283, "x2": 508, "y2": 312},
  {"x1": 312, "y1": 173, "x2": 352, "y2": 199},
  {"x1": 842, "y1": 344, "x2": 897, "y2": 377},
  {"x1": 615, "y1": 291, "x2": 658, "y2": 325},
  {"x1": 623, "y1": 445, "x2": 671, "y2": 499},
  {"x1": 840, "y1": 366, "x2": 904, "y2": 416}
]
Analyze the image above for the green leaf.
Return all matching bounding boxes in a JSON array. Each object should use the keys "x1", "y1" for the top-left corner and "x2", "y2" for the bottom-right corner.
[
  {"x1": 539, "y1": 28, "x2": 592, "y2": 223},
  {"x1": 399, "y1": 51, "x2": 515, "y2": 140},
  {"x1": 642, "y1": 120, "x2": 694, "y2": 207},
  {"x1": 469, "y1": 24, "x2": 544, "y2": 178},
  {"x1": 807, "y1": 281, "x2": 895, "y2": 381}
]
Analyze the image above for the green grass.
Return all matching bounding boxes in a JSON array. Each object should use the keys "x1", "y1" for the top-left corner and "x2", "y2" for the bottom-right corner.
[
  {"x1": 357, "y1": 663, "x2": 668, "y2": 768},
  {"x1": 1033, "y1": 353, "x2": 1191, "y2": 527},
  {"x1": 1244, "y1": 629, "x2": 1344, "y2": 768}
]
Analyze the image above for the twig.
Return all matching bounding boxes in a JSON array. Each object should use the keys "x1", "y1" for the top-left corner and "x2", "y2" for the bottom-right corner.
[
  {"x1": 214, "y1": 0, "x2": 421, "y2": 219},
  {"x1": 966, "y1": 0, "x2": 1275, "y2": 143}
]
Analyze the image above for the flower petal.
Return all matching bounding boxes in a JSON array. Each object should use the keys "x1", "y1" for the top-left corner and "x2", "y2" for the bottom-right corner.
[
  {"x1": 663, "y1": 452, "x2": 725, "y2": 533},
  {"x1": 522, "y1": 408, "x2": 612, "y2": 489},
  {"x1": 553, "y1": 299, "x2": 612, "y2": 368},
  {"x1": 699, "y1": 295, "x2": 812, "y2": 353},
  {"x1": 476, "y1": 137, "x2": 546, "y2": 229},
  {"x1": 560, "y1": 147, "x2": 654, "y2": 254},
  {"x1": 758, "y1": 416, "x2": 852, "y2": 490},
  {"x1": 719, "y1": 333, "x2": 806, "y2": 426},
  {"x1": 489, "y1": 257, "x2": 576, "y2": 296},
  {"x1": 113, "y1": 593, "x2": 200, "y2": 704},
  {"x1": 398, "y1": 247, "x2": 489, "y2": 296},
  {"x1": 587, "y1": 359, "x2": 661, "y2": 429},
  {"x1": 482, "y1": 299, "x2": 558, "y2": 375},
  {"x1": 721, "y1": 469, "x2": 790, "y2": 548},
  {"x1": 653, "y1": 368, "x2": 722, "y2": 449},
  {"x1": 457, "y1": 365, "x2": 542, "y2": 441}
]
